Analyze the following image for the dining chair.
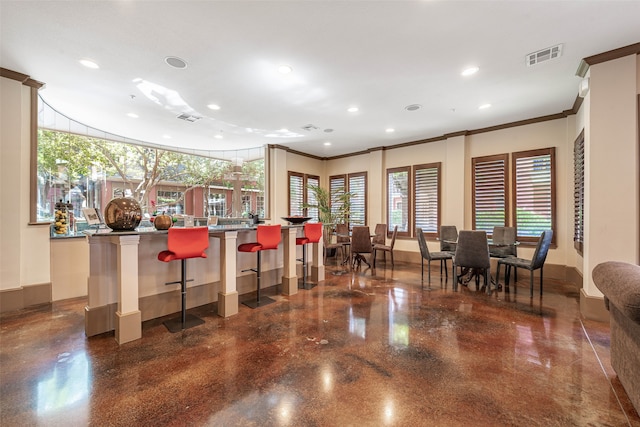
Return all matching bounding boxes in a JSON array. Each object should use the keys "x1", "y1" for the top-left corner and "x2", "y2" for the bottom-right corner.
[
  {"x1": 489, "y1": 226, "x2": 518, "y2": 281},
  {"x1": 440, "y1": 225, "x2": 458, "y2": 253},
  {"x1": 372, "y1": 223, "x2": 387, "y2": 246},
  {"x1": 496, "y1": 229, "x2": 553, "y2": 297},
  {"x1": 373, "y1": 225, "x2": 398, "y2": 268},
  {"x1": 453, "y1": 230, "x2": 491, "y2": 292},
  {"x1": 351, "y1": 226, "x2": 373, "y2": 269},
  {"x1": 416, "y1": 227, "x2": 452, "y2": 288}
]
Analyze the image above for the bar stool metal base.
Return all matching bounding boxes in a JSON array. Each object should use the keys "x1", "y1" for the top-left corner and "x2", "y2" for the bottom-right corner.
[
  {"x1": 298, "y1": 278, "x2": 317, "y2": 290},
  {"x1": 163, "y1": 314, "x2": 205, "y2": 333},
  {"x1": 242, "y1": 296, "x2": 276, "y2": 309}
]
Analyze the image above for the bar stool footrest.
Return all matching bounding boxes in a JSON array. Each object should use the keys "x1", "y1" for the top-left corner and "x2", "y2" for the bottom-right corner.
[{"x1": 163, "y1": 314, "x2": 205, "y2": 333}]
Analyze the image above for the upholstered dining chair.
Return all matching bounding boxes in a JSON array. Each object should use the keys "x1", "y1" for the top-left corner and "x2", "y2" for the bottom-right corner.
[
  {"x1": 372, "y1": 223, "x2": 387, "y2": 246},
  {"x1": 373, "y1": 225, "x2": 398, "y2": 268},
  {"x1": 490, "y1": 226, "x2": 518, "y2": 281},
  {"x1": 496, "y1": 229, "x2": 553, "y2": 297},
  {"x1": 416, "y1": 227, "x2": 452, "y2": 288},
  {"x1": 440, "y1": 225, "x2": 458, "y2": 253},
  {"x1": 351, "y1": 226, "x2": 373, "y2": 269},
  {"x1": 453, "y1": 230, "x2": 491, "y2": 292}
]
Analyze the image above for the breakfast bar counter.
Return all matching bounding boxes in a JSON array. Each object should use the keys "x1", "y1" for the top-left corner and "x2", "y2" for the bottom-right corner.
[{"x1": 84, "y1": 224, "x2": 324, "y2": 344}]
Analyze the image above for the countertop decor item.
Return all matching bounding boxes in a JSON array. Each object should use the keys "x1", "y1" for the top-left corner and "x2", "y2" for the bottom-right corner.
[
  {"x1": 154, "y1": 214, "x2": 173, "y2": 230},
  {"x1": 104, "y1": 197, "x2": 142, "y2": 231},
  {"x1": 282, "y1": 216, "x2": 311, "y2": 224}
]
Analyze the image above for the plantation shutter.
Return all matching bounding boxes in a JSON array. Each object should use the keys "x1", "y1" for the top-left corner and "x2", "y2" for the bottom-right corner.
[
  {"x1": 348, "y1": 173, "x2": 366, "y2": 227},
  {"x1": 387, "y1": 167, "x2": 410, "y2": 236},
  {"x1": 472, "y1": 154, "x2": 508, "y2": 233},
  {"x1": 306, "y1": 175, "x2": 319, "y2": 221},
  {"x1": 414, "y1": 163, "x2": 440, "y2": 236},
  {"x1": 573, "y1": 132, "x2": 584, "y2": 253},
  {"x1": 288, "y1": 172, "x2": 304, "y2": 216},
  {"x1": 330, "y1": 175, "x2": 346, "y2": 220},
  {"x1": 513, "y1": 148, "x2": 555, "y2": 242}
]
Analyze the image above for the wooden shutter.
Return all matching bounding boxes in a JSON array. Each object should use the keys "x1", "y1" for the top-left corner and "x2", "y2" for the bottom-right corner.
[
  {"x1": 330, "y1": 175, "x2": 346, "y2": 220},
  {"x1": 306, "y1": 175, "x2": 319, "y2": 220},
  {"x1": 472, "y1": 154, "x2": 508, "y2": 233},
  {"x1": 574, "y1": 131, "x2": 584, "y2": 253},
  {"x1": 288, "y1": 172, "x2": 304, "y2": 216},
  {"x1": 387, "y1": 166, "x2": 411, "y2": 237},
  {"x1": 348, "y1": 173, "x2": 367, "y2": 227},
  {"x1": 512, "y1": 147, "x2": 555, "y2": 243},
  {"x1": 414, "y1": 163, "x2": 440, "y2": 236}
]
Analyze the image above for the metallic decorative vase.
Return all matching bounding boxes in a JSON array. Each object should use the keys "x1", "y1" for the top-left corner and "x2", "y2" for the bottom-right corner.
[
  {"x1": 104, "y1": 197, "x2": 142, "y2": 231},
  {"x1": 153, "y1": 214, "x2": 173, "y2": 230}
]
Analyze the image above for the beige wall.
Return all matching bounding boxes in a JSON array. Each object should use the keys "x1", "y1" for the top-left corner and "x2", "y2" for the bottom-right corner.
[{"x1": 1, "y1": 77, "x2": 51, "y2": 296}]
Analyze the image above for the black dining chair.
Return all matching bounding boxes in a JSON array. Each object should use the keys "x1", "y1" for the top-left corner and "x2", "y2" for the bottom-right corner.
[
  {"x1": 416, "y1": 227, "x2": 452, "y2": 288},
  {"x1": 496, "y1": 230, "x2": 553, "y2": 297},
  {"x1": 453, "y1": 230, "x2": 491, "y2": 292},
  {"x1": 351, "y1": 226, "x2": 373, "y2": 269}
]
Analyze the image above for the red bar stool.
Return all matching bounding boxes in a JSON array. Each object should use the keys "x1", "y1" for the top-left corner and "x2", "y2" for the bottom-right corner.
[
  {"x1": 238, "y1": 224, "x2": 281, "y2": 308},
  {"x1": 296, "y1": 222, "x2": 323, "y2": 290},
  {"x1": 157, "y1": 227, "x2": 209, "y2": 332}
]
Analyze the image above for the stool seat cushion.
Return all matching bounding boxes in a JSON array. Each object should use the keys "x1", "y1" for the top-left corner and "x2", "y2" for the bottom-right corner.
[
  {"x1": 157, "y1": 227, "x2": 209, "y2": 262},
  {"x1": 238, "y1": 242, "x2": 264, "y2": 252},
  {"x1": 296, "y1": 237, "x2": 310, "y2": 245}
]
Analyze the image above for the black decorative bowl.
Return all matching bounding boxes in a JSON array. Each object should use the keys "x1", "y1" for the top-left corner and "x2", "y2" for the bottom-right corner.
[{"x1": 282, "y1": 216, "x2": 312, "y2": 224}]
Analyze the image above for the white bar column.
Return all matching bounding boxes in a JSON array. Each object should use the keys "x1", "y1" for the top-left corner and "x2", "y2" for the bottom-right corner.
[
  {"x1": 281, "y1": 227, "x2": 298, "y2": 295},
  {"x1": 112, "y1": 234, "x2": 141, "y2": 344},
  {"x1": 218, "y1": 231, "x2": 239, "y2": 317},
  {"x1": 311, "y1": 234, "x2": 325, "y2": 282}
]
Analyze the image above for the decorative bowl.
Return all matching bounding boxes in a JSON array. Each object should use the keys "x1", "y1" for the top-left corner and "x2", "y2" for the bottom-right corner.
[
  {"x1": 104, "y1": 197, "x2": 142, "y2": 231},
  {"x1": 282, "y1": 216, "x2": 312, "y2": 224}
]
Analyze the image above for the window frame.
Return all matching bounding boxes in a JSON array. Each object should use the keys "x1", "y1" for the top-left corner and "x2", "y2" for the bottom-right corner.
[{"x1": 511, "y1": 147, "x2": 556, "y2": 244}]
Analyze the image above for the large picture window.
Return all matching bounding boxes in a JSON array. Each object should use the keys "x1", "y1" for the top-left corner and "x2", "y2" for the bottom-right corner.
[
  {"x1": 472, "y1": 154, "x2": 508, "y2": 234},
  {"x1": 512, "y1": 147, "x2": 555, "y2": 243}
]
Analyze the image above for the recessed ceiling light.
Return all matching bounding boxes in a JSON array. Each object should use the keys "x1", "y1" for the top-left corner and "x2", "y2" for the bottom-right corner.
[
  {"x1": 165, "y1": 56, "x2": 188, "y2": 69},
  {"x1": 323, "y1": 141, "x2": 332, "y2": 146},
  {"x1": 79, "y1": 59, "x2": 99, "y2": 69},
  {"x1": 278, "y1": 65, "x2": 293, "y2": 74},
  {"x1": 162, "y1": 135, "x2": 171, "y2": 139},
  {"x1": 461, "y1": 66, "x2": 479, "y2": 76},
  {"x1": 207, "y1": 104, "x2": 221, "y2": 110},
  {"x1": 385, "y1": 128, "x2": 395, "y2": 133},
  {"x1": 478, "y1": 103, "x2": 492, "y2": 110},
  {"x1": 279, "y1": 128, "x2": 289, "y2": 133},
  {"x1": 127, "y1": 113, "x2": 139, "y2": 118},
  {"x1": 405, "y1": 104, "x2": 421, "y2": 111},
  {"x1": 214, "y1": 134, "x2": 223, "y2": 139},
  {"x1": 347, "y1": 107, "x2": 359, "y2": 113}
]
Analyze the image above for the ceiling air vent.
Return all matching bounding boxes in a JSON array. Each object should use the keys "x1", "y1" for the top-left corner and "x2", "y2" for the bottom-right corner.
[
  {"x1": 301, "y1": 124, "x2": 319, "y2": 132},
  {"x1": 176, "y1": 113, "x2": 202, "y2": 122},
  {"x1": 526, "y1": 44, "x2": 563, "y2": 67}
]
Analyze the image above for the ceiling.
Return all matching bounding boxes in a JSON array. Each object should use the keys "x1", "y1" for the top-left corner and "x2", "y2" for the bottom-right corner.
[{"x1": 2, "y1": 1, "x2": 639, "y2": 161}]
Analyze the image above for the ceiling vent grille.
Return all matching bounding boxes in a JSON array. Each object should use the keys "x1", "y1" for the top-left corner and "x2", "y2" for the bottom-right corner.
[
  {"x1": 301, "y1": 124, "x2": 319, "y2": 132},
  {"x1": 177, "y1": 113, "x2": 202, "y2": 122},
  {"x1": 526, "y1": 44, "x2": 563, "y2": 67}
]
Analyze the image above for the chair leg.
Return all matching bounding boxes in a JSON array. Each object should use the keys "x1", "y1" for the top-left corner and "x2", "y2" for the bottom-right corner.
[
  {"x1": 540, "y1": 267, "x2": 543, "y2": 296},
  {"x1": 530, "y1": 269, "x2": 534, "y2": 298},
  {"x1": 496, "y1": 262, "x2": 501, "y2": 290},
  {"x1": 428, "y1": 259, "x2": 431, "y2": 284},
  {"x1": 243, "y1": 250, "x2": 276, "y2": 309},
  {"x1": 390, "y1": 251, "x2": 394, "y2": 267},
  {"x1": 163, "y1": 258, "x2": 205, "y2": 333}
]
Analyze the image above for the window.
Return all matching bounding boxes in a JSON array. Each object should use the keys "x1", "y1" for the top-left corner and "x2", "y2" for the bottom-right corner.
[
  {"x1": 413, "y1": 163, "x2": 441, "y2": 237},
  {"x1": 288, "y1": 171, "x2": 319, "y2": 218},
  {"x1": 512, "y1": 147, "x2": 555, "y2": 243},
  {"x1": 387, "y1": 167, "x2": 410, "y2": 237},
  {"x1": 573, "y1": 131, "x2": 584, "y2": 254},
  {"x1": 472, "y1": 154, "x2": 508, "y2": 234},
  {"x1": 330, "y1": 173, "x2": 367, "y2": 228},
  {"x1": 35, "y1": 96, "x2": 267, "y2": 225}
]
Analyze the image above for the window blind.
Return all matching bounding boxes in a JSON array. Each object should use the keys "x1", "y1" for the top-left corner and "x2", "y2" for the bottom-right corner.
[
  {"x1": 306, "y1": 175, "x2": 319, "y2": 221},
  {"x1": 574, "y1": 132, "x2": 584, "y2": 253},
  {"x1": 288, "y1": 172, "x2": 304, "y2": 216},
  {"x1": 348, "y1": 173, "x2": 366, "y2": 227},
  {"x1": 330, "y1": 175, "x2": 346, "y2": 219},
  {"x1": 513, "y1": 148, "x2": 554, "y2": 241},
  {"x1": 414, "y1": 163, "x2": 440, "y2": 235},
  {"x1": 472, "y1": 155, "x2": 508, "y2": 233}
]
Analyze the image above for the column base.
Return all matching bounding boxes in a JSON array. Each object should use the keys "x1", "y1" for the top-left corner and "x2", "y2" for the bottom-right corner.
[
  {"x1": 218, "y1": 291, "x2": 239, "y2": 317},
  {"x1": 311, "y1": 265, "x2": 325, "y2": 282},
  {"x1": 281, "y1": 276, "x2": 298, "y2": 296},
  {"x1": 115, "y1": 310, "x2": 142, "y2": 344}
]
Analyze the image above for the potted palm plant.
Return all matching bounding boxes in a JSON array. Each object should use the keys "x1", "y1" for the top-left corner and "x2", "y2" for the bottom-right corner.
[{"x1": 304, "y1": 184, "x2": 353, "y2": 249}]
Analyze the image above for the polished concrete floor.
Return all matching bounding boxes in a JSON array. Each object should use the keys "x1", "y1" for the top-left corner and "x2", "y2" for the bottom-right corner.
[{"x1": 1, "y1": 259, "x2": 639, "y2": 427}]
